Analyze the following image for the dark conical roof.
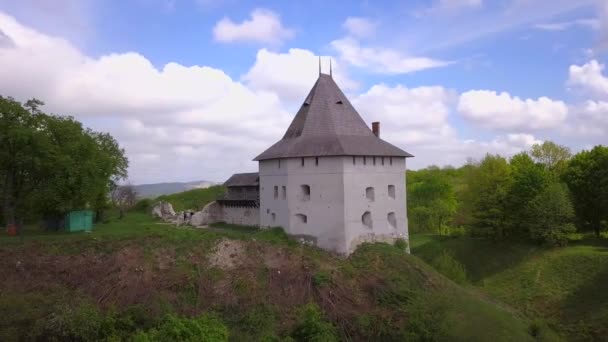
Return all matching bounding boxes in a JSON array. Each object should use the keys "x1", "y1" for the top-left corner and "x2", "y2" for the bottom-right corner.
[{"x1": 254, "y1": 74, "x2": 412, "y2": 161}]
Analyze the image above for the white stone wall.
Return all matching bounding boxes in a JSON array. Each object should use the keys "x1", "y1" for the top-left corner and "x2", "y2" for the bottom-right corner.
[
  {"x1": 259, "y1": 157, "x2": 347, "y2": 253},
  {"x1": 343, "y1": 156, "x2": 408, "y2": 254},
  {"x1": 259, "y1": 159, "x2": 289, "y2": 229},
  {"x1": 258, "y1": 156, "x2": 408, "y2": 255},
  {"x1": 223, "y1": 206, "x2": 260, "y2": 226}
]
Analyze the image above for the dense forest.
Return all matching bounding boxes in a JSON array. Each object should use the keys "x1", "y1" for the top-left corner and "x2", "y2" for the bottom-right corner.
[
  {"x1": 0, "y1": 96, "x2": 128, "y2": 232},
  {"x1": 407, "y1": 141, "x2": 608, "y2": 245}
]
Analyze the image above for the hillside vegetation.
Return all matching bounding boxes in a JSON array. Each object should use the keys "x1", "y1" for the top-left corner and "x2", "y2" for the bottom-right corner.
[
  {"x1": 154, "y1": 185, "x2": 225, "y2": 212},
  {"x1": 408, "y1": 142, "x2": 608, "y2": 244},
  {"x1": 0, "y1": 213, "x2": 537, "y2": 341},
  {"x1": 412, "y1": 234, "x2": 608, "y2": 340}
]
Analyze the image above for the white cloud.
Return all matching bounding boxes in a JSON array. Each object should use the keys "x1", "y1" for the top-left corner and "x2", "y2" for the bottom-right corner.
[
  {"x1": 569, "y1": 60, "x2": 608, "y2": 97},
  {"x1": 243, "y1": 48, "x2": 357, "y2": 103},
  {"x1": 0, "y1": 11, "x2": 293, "y2": 183},
  {"x1": 353, "y1": 84, "x2": 453, "y2": 134},
  {"x1": 458, "y1": 90, "x2": 568, "y2": 130},
  {"x1": 580, "y1": 100, "x2": 608, "y2": 128},
  {"x1": 349, "y1": 83, "x2": 543, "y2": 168},
  {"x1": 331, "y1": 37, "x2": 451, "y2": 74},
  {"x1": 351, "y1": 83, "x2": 455, "y2": 165},
  {"x1": 0, "y1": 10, "x2": 577, "y2": 181},
  {"x1": 534, "y1": 18, "x2": 599, "y2": 31},
  {"x1": 212, "y1": 8, "x2": 294, "y2": 45},
  {"x1": 342, "y1": 17, "x2": 376, "y2": 38},
  {"x1": 563, "y1": 100, "x2": 608, "y2": 136}
]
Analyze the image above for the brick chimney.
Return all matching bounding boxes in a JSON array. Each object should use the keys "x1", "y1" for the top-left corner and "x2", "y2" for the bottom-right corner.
[{"x1": 372, "y1": 122, "x2": 380, "y2": 137}]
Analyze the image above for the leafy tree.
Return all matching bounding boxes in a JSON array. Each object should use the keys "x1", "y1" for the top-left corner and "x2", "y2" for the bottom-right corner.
[
  {"x1": 407, "y1": 167, "x2": 457, "y2": 234},
  {"x1": 530, "y1": 141, "x2": 571, "y2": 175},
  {"x1": 468, "y1": 154, "x2": 511, "y2": 238},
  {"x1": 526, "y1": 183, "x2": 576, "y2": 246},
  {"x1": 505, "y1": 153, "x2": 551, "y2": 235},
  {"x1": 0, "y1": 96, "x2": 51, "y2": 228},
  {"x1": 0, "y1": 96, "x2": 128, "y2": 230},
  {"x1": 563, "y1": 146, "x2": 608, "y2": 237}
]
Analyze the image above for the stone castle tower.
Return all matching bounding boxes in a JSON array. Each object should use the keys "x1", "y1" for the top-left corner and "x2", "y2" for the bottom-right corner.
[{"x1": 255, "y1": 72, "x2": 412, "y2": 255}]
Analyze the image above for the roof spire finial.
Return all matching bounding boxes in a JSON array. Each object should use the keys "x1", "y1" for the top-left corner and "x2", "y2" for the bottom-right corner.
[
  {"x1": 318, "y1": 56, "x2": 321, "y2": 76},
  {"x1": 329, "y1": 58, "x2": 333, "y2": 78}
]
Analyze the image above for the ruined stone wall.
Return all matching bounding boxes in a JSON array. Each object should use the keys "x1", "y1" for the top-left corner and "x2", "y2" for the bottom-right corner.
[{"x1": 223, "y1": 206, "x2": 259, "y2": 226}]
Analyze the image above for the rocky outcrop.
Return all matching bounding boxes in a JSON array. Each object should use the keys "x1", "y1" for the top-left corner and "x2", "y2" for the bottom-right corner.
[
  {"x1": 151, "y1": 201, "x2": 176, "y2": 220},
  {"x1": 190, "y1": 201, "x2": 223, "y2": 227},
  {"x1": 151, "y1": 200, "x2": 225, "y2": 227}
]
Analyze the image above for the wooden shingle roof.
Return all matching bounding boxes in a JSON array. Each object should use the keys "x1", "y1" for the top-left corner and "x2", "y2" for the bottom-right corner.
[
  {"x1": 223, "y1": 172, "x2": 259, "y2": 187},
  {"x1": 254, "y1": 74, "x2": 412, "y2": 161}
]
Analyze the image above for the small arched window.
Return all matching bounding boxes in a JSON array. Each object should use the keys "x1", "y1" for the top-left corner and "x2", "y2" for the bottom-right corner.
[
  {"x1": 366, "y1": 187, "x2": 375, "y2": 201},
  {"x1": 300, "y1": 185, "x2": 311, "y2": 201},
  {"x1": 282, "y1": 186, "x2": 286, "y2": 199},
  {"x1": 388, "y1": 185, "x2": 396, "y2": 199},
  {"x1": 274, "y1": 186, "x2": 278, "y2": 199},
  {"x1": 362, "y1": 211, "x2": 373, "y2": 229},
  {"x1": 388, "y1": 212, "x2": 397, "y2": 230},
  {"x1": 295, "y1": 213, "x2": 307, "y2": 224}
]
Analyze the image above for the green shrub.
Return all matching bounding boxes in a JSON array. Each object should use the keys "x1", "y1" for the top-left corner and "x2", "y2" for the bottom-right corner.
[
  {"x1": 238, "y1": 305, "x2": 278, "y2": 341},
  {"x1": 312, "y1": 271, "x2": 331, "y2": 288},
  {"x1": 136, "y1": 313, "x2": 229, "y2": 342},
  {"x1": 291, "y1": 303, "x2": 338, "y2": 342},
  {"x1": 432, "y1": 250, "x2": 468, "y2": 285},
  {"x1": 394, "y1": 238, "x2": 409, "y2": 252},
  {"x1": 31, "y1": 301, "x2": 112, "y2": 341},
  {"x1": 133, "y1": 198, "x2": 153, "y2": 213}
]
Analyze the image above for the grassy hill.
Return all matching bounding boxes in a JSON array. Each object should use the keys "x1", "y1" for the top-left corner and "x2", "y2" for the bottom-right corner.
[
  {"x1": 155, "y1": 185, "x2": 225, "y2": 211},
  {"x1": 411, "y1": 234, "x2": 608, "y2": 340},
  {"x1": 0, "y1": 214, "x2": 538, "y2": 341}
]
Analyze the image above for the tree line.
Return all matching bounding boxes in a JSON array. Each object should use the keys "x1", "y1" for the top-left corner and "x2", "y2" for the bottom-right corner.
[
  {"x1": 407, "y1": 141, "x2": 608, "y2": 245},
  {"x1": 0, "y1": 96, "x2": 128, "y2": 232}
]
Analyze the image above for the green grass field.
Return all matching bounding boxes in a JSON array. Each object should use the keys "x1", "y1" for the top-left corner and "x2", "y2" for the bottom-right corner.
[
  {"x1": 411, "y1": 234, "x2": 608, "y2": 340},
  {"x1": 0, "y1": 213, "x2": 539, "y2": 341}
]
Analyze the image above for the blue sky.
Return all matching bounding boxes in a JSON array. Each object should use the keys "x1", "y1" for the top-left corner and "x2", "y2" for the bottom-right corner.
[{"x1": 0, "y1": 0, "x2": 606, "y2": 183}]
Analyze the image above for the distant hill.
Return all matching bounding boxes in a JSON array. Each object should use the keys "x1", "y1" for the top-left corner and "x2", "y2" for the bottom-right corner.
[{"x1": 133, "y1": 180, "x2": 219, "y2": 198}]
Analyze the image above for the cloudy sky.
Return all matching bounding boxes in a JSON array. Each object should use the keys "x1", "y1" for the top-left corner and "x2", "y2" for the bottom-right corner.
[{"x1": 0, "y1": 0, "x2": 606, "y2": 184}]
